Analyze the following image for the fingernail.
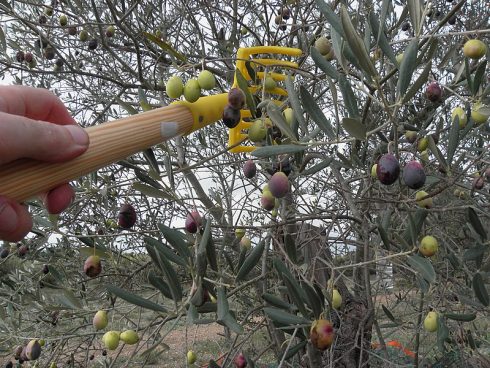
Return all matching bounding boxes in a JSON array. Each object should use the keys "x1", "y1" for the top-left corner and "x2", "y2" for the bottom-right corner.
[
  {"x1": 66, "y1": 125, "x2": 89, "y2": 147},
  {"x1": 0, "y1": 200, "x2": 18, "y2": 233}
]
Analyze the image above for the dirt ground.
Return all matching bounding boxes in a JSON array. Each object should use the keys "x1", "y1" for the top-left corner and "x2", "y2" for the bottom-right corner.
[{"x1": 0, "y1": 323, "x2": 227, "y2": 368}]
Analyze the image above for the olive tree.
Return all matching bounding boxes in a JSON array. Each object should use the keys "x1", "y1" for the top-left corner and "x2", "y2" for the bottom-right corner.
[{"x1": 0, "y1": 0, "x2": 489, "y2": 367}]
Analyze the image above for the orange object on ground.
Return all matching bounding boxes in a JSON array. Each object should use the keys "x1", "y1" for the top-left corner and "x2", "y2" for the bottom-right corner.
[{"x1": 372, "y1": 340, "x2": 415, "y2": 358}]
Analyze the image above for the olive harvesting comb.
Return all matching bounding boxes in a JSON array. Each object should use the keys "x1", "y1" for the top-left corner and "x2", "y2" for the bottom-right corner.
[
  {"x1": 227, "y1": 46, "x2": 301, "y2": 153},
  {"x1": 0, "y1": 46, "x2": 301, "y2": 202}
]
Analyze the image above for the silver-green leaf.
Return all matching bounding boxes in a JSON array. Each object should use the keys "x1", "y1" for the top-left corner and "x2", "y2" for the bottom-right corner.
[{"x1": 342, "y1": 117, "x2": 366, "y2": 140}]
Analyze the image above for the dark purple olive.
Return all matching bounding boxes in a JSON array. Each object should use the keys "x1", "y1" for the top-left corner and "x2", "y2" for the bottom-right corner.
[
  {"x1": 243, "y1": 160, "x2": 256, "y2": 178},
  {"x1": 402, "y1": 22, "x2": 410, "y2": 31},
  {"x1": 426, "y1": 81, "x2": 442, "y2": 102},
  {"x1": 24, "y1": 52, "x2": 33, "y2": 63},
  {"x1": 13, "y1": 346, "x2": 23, "y2": 360},
  {"x1": 473, "y1": 176, "x2": 484, "y2": 190},
  {"x1": 282, "y1": 9, "x2": 291, "y2": 20},
  {"x1": 16, "y1": 51, "x2": 25, "y2": 62},
  {"x1": 376, "y1": 154, "x2": 400, "y2": 185},
  {"x1": 228, "y1": 88, "x2": 245, "y2": 110},
  {"x1": 88, "y1": 39, "x2": 98, "y2": 50},
  {"x1": 42, "y1": 264, "x2": 49, "y2": 274},
  {"x1": 271, "y1": 159, "x2": 292, "y2": 176},
  {"x1": 19, "y1": 347, "x2": 28, "y2": 362},
  {"x1": 17, "y1": 245, "x2": 28, "y2": 258},
  {"x1": 0, "y1": 247, "x2": 9, "y2": 258},
  {"x1": 44, "y1": 47, "x2": 55, "y2": 60},
  {"x1": 403, "y1": 161, "x2": 426, "y2": 189},
  {"x1": 222, "y1": 105, "x2": 241, "y2": 128},
  {"x1": 448, "y1": 15, "x2": 456, "y2": 25},
  {"x1": 118, "y1": 204, "x2": 137, "y2": 229}
]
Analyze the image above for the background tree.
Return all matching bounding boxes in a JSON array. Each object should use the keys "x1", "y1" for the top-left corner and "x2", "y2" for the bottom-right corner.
[{"x1": 0, "y1": 0, "x2": 489, "y2": 367}]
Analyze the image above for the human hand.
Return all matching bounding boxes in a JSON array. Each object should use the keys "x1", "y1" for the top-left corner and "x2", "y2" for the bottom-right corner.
[{"x1": 0, "y1": 86, "x2": 89, "y2": 241}]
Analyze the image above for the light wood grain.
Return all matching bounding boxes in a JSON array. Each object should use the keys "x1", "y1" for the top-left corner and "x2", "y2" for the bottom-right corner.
[{"x1": 0, "y1": 104, "x2": 193, "y2": 202}]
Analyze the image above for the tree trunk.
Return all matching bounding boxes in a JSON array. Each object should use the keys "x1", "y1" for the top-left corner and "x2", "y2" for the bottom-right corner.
[{"x1": 300, "y1": 223, "x2": 373, "y2": 367}]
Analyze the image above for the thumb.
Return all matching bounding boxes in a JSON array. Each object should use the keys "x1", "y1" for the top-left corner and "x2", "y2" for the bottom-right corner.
[{"x1": 0, "y1": 112, "x2": 89, "y2": 165}]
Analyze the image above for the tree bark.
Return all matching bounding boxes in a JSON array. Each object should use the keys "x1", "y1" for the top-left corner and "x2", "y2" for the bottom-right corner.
[{"x1": 299, "y1": 223, "x2": 373, "y2": 367}]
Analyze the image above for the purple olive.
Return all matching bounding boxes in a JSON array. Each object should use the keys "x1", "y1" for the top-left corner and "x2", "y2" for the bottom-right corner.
[
  {"x1": 282, "y1": 9, "x2": 291, "y2": 20},
  {"x1": 376, "y1": 154, "x2": 400, "y2": 185},
  {"x1": 426, "y1": 81, "x2": 442, "y2": 102},
  {"x1": 261, "y1": 191, "x2": 275, "y2": 211},
  {"x1": 185, "y1": 211, "x2": 202, "y2": 233},
  {"x1": 270, "y1": 158, "x2": 292, "y2": 176},
  {"x1": 118, "y1": 204, "x2": 137, "y2": 229},
  {"x1": 16, "y1": 51, "x2": 25, "y2": 63},
  {"x1": 88, "y1": 39, "x2": 98, "y2": 50},
  {"x1": 0, "y1": 248, "x2": 9, "y2": 258},
  {"x1": 222, "y1": 105, "x2": 241, "y2": 128},
  {"x1": 473, "y1": 176, "x2": 484, "y2": 190},
  {"x1": 268, "y1": 172, "x2": 289, "y2": 198},
  {"x1": 24, "y1": 52, "x2": 33, "y2": 63},
  {"x1": 17, "y1": 245, "x2": 28, "y2": 258},
  {"x1": 243, "y1": 160, "x2": 256, "y2": 178},
  {"x1": 403, "y1": 161, "x2": 426, "y2": 189},
  {"x1": 228, "y1": 88, "x2": 245, "y2": 110}
]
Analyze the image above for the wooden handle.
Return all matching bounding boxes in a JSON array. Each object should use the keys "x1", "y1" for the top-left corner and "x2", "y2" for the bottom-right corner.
[{"x1": 0, "y1": 103, "x2": 194, "y2": 202}]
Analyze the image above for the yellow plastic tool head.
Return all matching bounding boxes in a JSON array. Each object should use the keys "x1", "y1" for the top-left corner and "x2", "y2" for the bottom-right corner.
[{"x1": 228, "y1": 46, "x2": 302, "y2": 153}]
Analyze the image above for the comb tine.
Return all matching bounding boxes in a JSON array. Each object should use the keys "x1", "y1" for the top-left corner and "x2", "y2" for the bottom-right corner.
[
  {"x1": 240, "y1": 109, "x2": 252, "y2": 119},
  {"x1": 256, "y1": 71, "x2": 287, "y2": 82},
  {"x1": 238, "y1": 46, "x2": 302, "y2": 58},
  {"x1": 228, "y1": 127, "x2": 254, "y2": 153},
  {"x1": 229, "y1": 145, "x2": 255, "y2": 153},
  {"x1": 252, "y1": 59, "x2": 299, "y2": 69},
  {"x1": 235, "y1": 62, "x2": 252, "y2": 81},
  {"x1": 269, "y1": 88, "x2": 288, "y2": 96},
  {"x1": 237, "y1": 122, "x2": 253, "y2": 130},
  {"x1": 240, "y1": 122, "x2": 253, "y2": 128}
]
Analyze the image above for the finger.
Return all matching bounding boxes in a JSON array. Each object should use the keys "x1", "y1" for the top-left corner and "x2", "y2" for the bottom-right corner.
[
  {"x1": 0, "y1": 196, "x2": 32, "y2": 242},
  {"x1": 44, "y1": 184, "x2": 75, "y2": 214},
  {"x1": 0, "y1": 85, "x2": 77, "y2": 126},
  {"x1": 0, "y1": 112, "x2": 89, "y2": 165}
]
